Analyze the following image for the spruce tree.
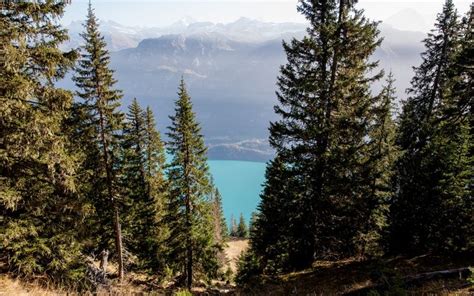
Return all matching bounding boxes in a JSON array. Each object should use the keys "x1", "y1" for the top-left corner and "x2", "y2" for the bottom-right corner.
[
  {"x1": 210, "y1": 185, "x2": 228, "y2": 273},
  {"x1": 73, "y1": 3, "x2": 126, "y2": 280},
  {"x1": 358, "y1": 73, "x2": 398, "y2": 256},
  {"x1": 252, "y1": 0, "x2": 384, "y2": 272},
  {"x1": 121, "y1": 99, "x2": 168, "y2": 269},
  {"x1": 390, "y1": 0, "x2": 465, "y2": 254},
  {"x1": 237, "y1": 213, "x2": 248, "y2": 238},
  {"x1": 122, "y1": 99, "x2": 147, "y2": 220},
  {"x1": 121, "y1": 99, "x2": 147, "y2": 264},
  {"x1": 211, "y1": 186, "x2": 228, "y2": 242},
  {"x1": 248, "y1": 212, "x2": 258, "y2": 234},
  {"x1": 165, "y1": 78, "x2": 219, "y2": 288},
  {"x1": 250, "y1": 156, "x2": 296, "y2": 273},
  {"x1": 0, "y1": 1, "x2": 88, "y2": 283},
  {"x1": 144, "y1": 106, "x2": 167, "y2": 201},
  {"x1": 433, "y1": 4, "x2": 473, "y2": 252},
  {"x1": 143, "y1": 105, "x2": 168, "y2": 270},
  {"x1": 444, "y1": 4, "x2": 473, "y2": 122}
]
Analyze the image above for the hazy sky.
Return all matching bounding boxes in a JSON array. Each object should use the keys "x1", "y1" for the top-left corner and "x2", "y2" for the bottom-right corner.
[{"x1": 63, "y1": 1, "x2": 472, "y2": 33}]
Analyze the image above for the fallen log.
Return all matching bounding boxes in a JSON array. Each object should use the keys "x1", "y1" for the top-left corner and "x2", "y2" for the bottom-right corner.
[
  {"x1": 403, "y1": 267, "x2": 471, "y2": 284},
  {"x1": 345, "y1": 267, "x2": 472, "y2": 295}
]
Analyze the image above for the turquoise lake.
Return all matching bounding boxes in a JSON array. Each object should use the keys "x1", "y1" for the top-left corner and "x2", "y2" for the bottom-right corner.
[{"x1": 208, "y1": 160, "x2": 267, "y2": 224}]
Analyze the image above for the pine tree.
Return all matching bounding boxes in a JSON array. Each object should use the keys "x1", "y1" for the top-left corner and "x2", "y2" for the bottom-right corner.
[
  {"x1": 144, "y1": 106, "x2": 167, "y2": 202},
  {"x1": 390, "y1": 0, "x2": 465, "y2": 254},
  {"x1": 252, "y1": 0, "x2": 384, "y2": 272},
  {"x1": 121, "y1": 100, "x2": 167, "y2": 269},
  {"x1": 357, "y1": 73, "x2": 398, "y2": 256},
  {"x1": 73, "y1": 3, "x2": 126, "y2": 280},
  {"x1": 433, "y1": 4, "x2": 473, "y2": 252},
  {"x1": 143, "y1": 105, "x2": 168, "y2": 270},
  {"x1": 0, "y1": 1, "x2": 88, "y2": 284},
  {"x1": 120, "y1": 99, "x2": 162, "y2": 268},
  {"x1": 444, "y1": 4, "x2": 473, "y2": 122},
  {"x1": 250, "y1": 156, "x2": 296, "y2": 273},
  {"x1": 122, "y1": 99, "x2": 147, "y2": 244},
  {"x1": 210, "y1": 185, "x2": 228, "y2": 274},
  {"x1": 211, "y1": 186, "x2": 228, "y2": 242},
  {"x1": 165, "y1": 78, "x2": 219, "y2": 288},
  {"x1": 248, "y1": 212, "x2": 258, "y2": 234},
  {"x1": 237, "y1": 213, "x2": 248, "y2": 238}
]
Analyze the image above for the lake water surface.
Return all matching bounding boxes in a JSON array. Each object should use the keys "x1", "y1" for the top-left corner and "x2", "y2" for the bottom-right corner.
[{"x1": 208, "y1": 160, "x2": 266, "y2": 224}]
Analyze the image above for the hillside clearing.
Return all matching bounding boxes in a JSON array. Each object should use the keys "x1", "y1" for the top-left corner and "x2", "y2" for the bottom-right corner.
[{"x1": 225, "y1": 239, "x2": 249, "y2": 273}]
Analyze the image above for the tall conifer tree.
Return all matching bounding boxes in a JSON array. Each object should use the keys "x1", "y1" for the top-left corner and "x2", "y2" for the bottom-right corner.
[
  {"x1": 0, "y1": 1, "x2": 88, "y2": 283},
  {"x1": 211, "y1": 187, "x2": 228, "y2": 242},
  {"x1": 210, "y1": 186, "x2": 228, "y2": 273},
  {"x1": 166, "y1": 78, "x2": 219, "y2": 288},
  {"x1": 429, "y1": 4, "x2": 472, "y2": 252},
  {"x1": 122, "y1": 99, "x2": 168, "y2": 269},
  {"x1": 73, "y1": 3, "x2": 126, "y2": 280},
  {"x1": 121, "y1": 99, "x2": 147, "y2": 264},
  {"x1": 250, "y1": 156, "x2": 296, "y2": 273},
  {"x1": 390, "y1": 0, "x2": 465, "y2": 253},
  {"x1": 143, "y1": 105, "x2": 169, "y2": 270},
  {"x1": 358, "y1": 73, "x2": 398, "y2": 256},
  {"x1": 252, "y1": 0, "x2": 384, "y2": 272},
  {"x1": 237, "y1": 213, "x2": 248, "y2": 238}
]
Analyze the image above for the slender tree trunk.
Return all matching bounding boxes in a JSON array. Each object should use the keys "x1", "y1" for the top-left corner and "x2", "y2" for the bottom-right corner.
[
  {"x1": 186, "y1": 173, "x2": 193, "y2": 290},
  {"x1": 98, "y1": 106, "x2": 124, "y2": 282},
  {"x1": 114, "y1": 204, "x2": 124, "y2": 281},
  {"x1": 186, "y1": 203, "x2": 192, "y2": 289},
  {"x1": 185, "y1": 145, "x2": 193, "y2": 290}
]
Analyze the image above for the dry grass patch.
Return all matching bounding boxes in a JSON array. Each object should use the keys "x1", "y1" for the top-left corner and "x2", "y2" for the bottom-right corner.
[{"x1": 224, "y1": 239, "x2": 249, "y2": 273}]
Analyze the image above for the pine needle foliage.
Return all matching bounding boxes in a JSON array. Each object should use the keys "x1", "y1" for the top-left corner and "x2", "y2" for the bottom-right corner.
[
  {"x1": 165, "y1": 78, "x2": 220, "y2": 288},
  {"x1": 72, "y1": 2, "x2": 126, "y2": 280},
  {"x1": 390, "y1": 0, "x2": 472, "y2": 254},
  {"x1": 251, "y1": 0, "x2": 387, "y2": 273},
  {"x1": 0, "y1": 0, "x2": 89, "y2": 285}
]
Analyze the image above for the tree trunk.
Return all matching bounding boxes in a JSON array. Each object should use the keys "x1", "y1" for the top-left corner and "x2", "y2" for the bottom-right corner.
[
  {"x1": 114, "y1": 204, "x2": 124, "y2": 281},
  {"x1": 184, "y1": 135, "x2": 193, "y2": 290},
  {"x1": 186, "y1": 236, "x2": 193, "y2": 289},
  {"x1": 97, "y1": 101, "x2": 124, "y2": 282},
  {"x1": 185, "y1": 193, "x2": 192, "y2": 289}
]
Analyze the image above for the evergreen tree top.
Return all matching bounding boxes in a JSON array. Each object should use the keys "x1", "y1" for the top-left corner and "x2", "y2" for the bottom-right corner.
[
  {"x1": 127, "y1": 98, "x2": 145, "y2": 129},
  {"x1": 74, "y1": 1, "x2": 122, "y2": 107},
  {"x1": 166, "y1": 77, "x2": 211, "y2": 201},
  {"x1": 407, "y1": 0, "x2": 460, "y2": 105},
  {"x1": 167, "y1": 77, "x2": 207, "y2": 161},
  {"x1": 144, "y1": 104, "x2": 166, "y2": 176}
]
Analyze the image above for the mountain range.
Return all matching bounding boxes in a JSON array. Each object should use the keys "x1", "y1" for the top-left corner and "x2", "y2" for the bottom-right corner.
[{"x1": 62, "y1": 17, "x2": 426, "y2": 161}]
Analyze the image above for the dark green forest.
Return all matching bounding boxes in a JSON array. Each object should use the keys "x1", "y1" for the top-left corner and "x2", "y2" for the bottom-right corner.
[{"x1": 0, "y1": 0, "x2": 472, "y2": 295}]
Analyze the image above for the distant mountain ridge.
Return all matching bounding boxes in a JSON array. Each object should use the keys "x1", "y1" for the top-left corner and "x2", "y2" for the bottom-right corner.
[
  {"x1": 64, "y1": 17, "x2": 307, "y2": 51},
  {"x1": 62, "y1": 18, "x2": 426, "y2": 162}
]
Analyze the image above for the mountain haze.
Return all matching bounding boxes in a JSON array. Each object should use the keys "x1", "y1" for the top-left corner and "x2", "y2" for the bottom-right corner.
[{"x1": 63, "y1": 18, "x2": 425, "y2": 161}]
